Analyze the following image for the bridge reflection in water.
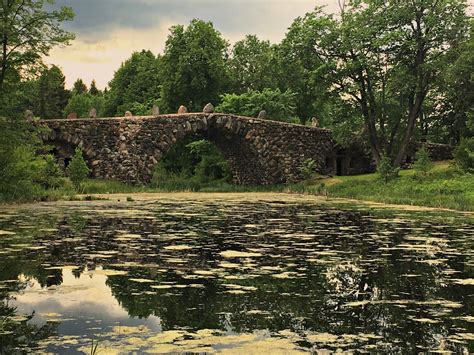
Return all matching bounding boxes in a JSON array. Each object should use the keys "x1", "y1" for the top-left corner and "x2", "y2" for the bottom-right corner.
[{"x1": 0, "y1": 196, "x2": 472, "y2": 353}]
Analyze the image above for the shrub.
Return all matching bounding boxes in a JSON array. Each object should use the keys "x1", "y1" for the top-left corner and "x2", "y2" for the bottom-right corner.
[
  {"x1": 298, "y1": 158, "x2": 317, "y2": 180},
  {"x1": 413, "y1": 146, "x2": 434, "y2": 177},
  {"x1": 377, "y1": 155, "x2": 399, "y2": 183},
  {"x1": 454, "y1": 137, "x2": 474, "y2": 173},
  {"x1": 35, "y1": 154, "x2": 68, "y2": 189},
  {"x1": 67, "y1": 148, "x2": 90, "y2": 190}
]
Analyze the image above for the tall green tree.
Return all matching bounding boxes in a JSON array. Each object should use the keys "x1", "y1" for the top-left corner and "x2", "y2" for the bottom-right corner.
[
  {"x1": 216, "y1": 89, "x2": 298, "y2": 123},
  {"x1": 228, "y1": 35, "x2": 278, "y2": 93},
  {"x1": 63, "y1": 92, "x2": 105, "y2": 118},
  {"x1": 72, "y1": 79, "x2": 87, "y2": 95},
  {"x1": 276, "y1": 14, "x2": 331, "y2": 124},
  {"x1": 104, "y1": 50, "x2": 161, "y2": 116},
  {"x1": 301, "y1": 0, "x2": 469, "y2": 166},
  {"x1": 0, "y1": 0, "x2": 74, "y2": 92},
  {"x1": 37, "y1": 65, "x2": 69, "y2": 119},
  {"x1": 160, "y1": 19, "x2": 229, "y2": 112},
  {"x1": 428, "y1": 19, "x2": 474, "y2": 144},
  {"x1": 89, "y1": 80, "x2": 100, "y2": 96}
]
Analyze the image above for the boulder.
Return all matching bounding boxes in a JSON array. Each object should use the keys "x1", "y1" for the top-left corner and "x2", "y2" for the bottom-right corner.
[
  {"x1": 257, "y1": 110, "x2": 267, "y2": 119},
  {"x1": 89, "y1": 108, "x2": 97, "y2": 119},
  {"x1": 203, "y1": 103, "x2": 214, "y2": 113}
]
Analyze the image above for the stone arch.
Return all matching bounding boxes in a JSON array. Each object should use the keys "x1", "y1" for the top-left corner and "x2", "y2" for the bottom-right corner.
[
  {"x1": 151, "y1": 115, "x2": 269, "y2": 185},
  {"x1": 43, "y1": 129, "x2": 96, "y2": 174}
]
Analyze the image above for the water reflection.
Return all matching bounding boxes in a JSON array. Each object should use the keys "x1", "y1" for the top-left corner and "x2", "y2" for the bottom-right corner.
[{"x1": 0, "y1": 195, "x2": 472, "y2": 353}]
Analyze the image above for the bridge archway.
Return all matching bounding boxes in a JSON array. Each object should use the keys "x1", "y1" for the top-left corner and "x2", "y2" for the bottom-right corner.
[
  {"x1": 156, "y1": 117, "x2": 269, "y2": 185},
  {"x1": 43, "y1": 130, "x2": 96, "y2": 174}
]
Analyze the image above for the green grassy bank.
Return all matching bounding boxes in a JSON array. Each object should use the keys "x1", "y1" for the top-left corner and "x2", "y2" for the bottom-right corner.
[
  {"x1": 77, "y1": 161, "x2": 473, "y2": 211},
  {"x1": 293, "y1": 162, "x2": 473, "y2": 211},
  {"x1": 4, "y1": 161, "x2": 472, "y2": 212}
]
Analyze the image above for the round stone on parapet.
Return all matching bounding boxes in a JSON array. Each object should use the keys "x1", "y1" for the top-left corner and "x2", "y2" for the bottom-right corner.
[
  {"x1": 89, "y1": 107, "x2": 97, "y2": 118},
  {"x1": 178, "y1": 105, "x2": 188, "y2": 114},
  {"x1": 125, "y1": 111, "x2": 133, "y2": 118},
  {"x1": 203, "y1": 103, "x2": 214, "y2": 113},
  {"x1": 67, "y1": 112, "x2": 78, "y2": 119},
  {"x1": 24, "y1": 110, "x2": 34, "y2": 122},
  {"x1": 257, "y1": 110, "x2": 267, "y2": 119}
]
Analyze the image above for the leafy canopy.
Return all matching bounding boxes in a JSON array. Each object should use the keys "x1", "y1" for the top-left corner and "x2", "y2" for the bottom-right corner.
[
  {"x1": 0, "y1": 0, "x2": 74, "y2": 90},
  {"x1": 295, "y1": 0, "x2": 469, "y2": 166},
  {"x1": 216, "y1": 89, "x2": 298, "y2": 123},
  {"x1": 160, "y1": 19, "x2": 229, "y2": 112},
  {"x1": 104, "y1": 50, "x2": 161, "y2": 116}
]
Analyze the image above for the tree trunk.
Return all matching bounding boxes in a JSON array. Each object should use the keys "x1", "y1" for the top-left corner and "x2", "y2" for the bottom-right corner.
[{"x1": 394, "y1": 92, "x2": 424, "y2": 167}]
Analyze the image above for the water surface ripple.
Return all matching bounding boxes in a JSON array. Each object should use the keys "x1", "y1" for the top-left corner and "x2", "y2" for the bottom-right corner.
[{"x1": 0, "y1": 195, "x2": 472, "y2": 353}]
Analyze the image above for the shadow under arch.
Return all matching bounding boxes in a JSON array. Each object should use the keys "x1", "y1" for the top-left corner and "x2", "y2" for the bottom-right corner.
[
  {"x1": 158, "y1": 116, "x2": 269, "y2": 185},
  {"x1": 43, "y1": 129, "x2": 96, "y2": 173}
]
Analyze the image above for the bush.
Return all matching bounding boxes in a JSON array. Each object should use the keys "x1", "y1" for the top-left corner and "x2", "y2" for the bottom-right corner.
[
  {"x1": 67, "y1": 148, "x2": 90, "y2": 190},
  {"x1": 377, "y1": 155, "x2": 399, "y2": 183},
  {"x1": 35, "y1": 154, "x2": 68, "y2": 189},
  {"x1": 454, "y1": 137, "x2": 474, "y2": 173},
  {"x1": 413, "y1": 146, "x2": 434, "y2": 177},
  {"x1": 298, "y1": 158, "x2": 317, "y2": 180}
]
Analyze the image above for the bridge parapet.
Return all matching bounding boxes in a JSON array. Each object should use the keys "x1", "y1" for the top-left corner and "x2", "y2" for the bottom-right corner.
[{"x1": 41, "y1": 113, "x2": 335, "y2": 185}]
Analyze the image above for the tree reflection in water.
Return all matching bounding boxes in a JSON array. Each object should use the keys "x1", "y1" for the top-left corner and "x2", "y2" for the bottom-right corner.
[{"x1": 0, "y1": 198, "x2": 472, "y2": 353}]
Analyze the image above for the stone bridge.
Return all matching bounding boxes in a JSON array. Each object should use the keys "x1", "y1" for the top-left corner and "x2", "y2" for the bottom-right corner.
[{"x1": 41, "y1": 113, "x2": 335, "y2": 185}]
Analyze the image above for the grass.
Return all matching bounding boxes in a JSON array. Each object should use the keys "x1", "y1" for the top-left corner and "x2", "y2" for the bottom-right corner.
[
  {"x1": 80, "y1": 161, "x2": 473, "y2": 211},
  {"x1": 80, "y1": 179, "x2": 288, "y2": 194},
  {"x1": 306, "y1": 161, "x2": 474, "y2": 211},
  {"x1": 6, "y1": 161, "x2": 471, "y2": 212}
]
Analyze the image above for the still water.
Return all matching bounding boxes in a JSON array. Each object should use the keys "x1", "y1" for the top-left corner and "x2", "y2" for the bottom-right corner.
[{"x1": 0, "y1": 193, "x2": 472, "y2": 354}]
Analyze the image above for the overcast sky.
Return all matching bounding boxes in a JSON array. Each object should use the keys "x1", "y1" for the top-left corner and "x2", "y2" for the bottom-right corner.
[{"x1": 46, "y1": 0, "x2": 472, "y2": 89}]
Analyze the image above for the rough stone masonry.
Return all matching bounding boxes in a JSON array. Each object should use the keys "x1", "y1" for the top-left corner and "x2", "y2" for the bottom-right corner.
[{"x1": 41, "y1": 113, "x2": 335, "y2": 185}]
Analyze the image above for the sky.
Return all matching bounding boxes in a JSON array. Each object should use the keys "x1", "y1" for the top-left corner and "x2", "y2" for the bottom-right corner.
[{"x1": 46, "y1": 0, "x2": 340, "y2": 89}]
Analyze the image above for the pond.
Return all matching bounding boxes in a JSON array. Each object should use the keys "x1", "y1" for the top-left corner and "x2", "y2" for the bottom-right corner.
[{"x1": 0, "y1": 193, "x2": 472, "y2": 353}]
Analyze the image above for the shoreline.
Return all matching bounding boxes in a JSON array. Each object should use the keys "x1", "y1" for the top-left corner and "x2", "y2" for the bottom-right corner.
[{"x1": 1, "y1": 191, "x2": 472, "y2": 216}]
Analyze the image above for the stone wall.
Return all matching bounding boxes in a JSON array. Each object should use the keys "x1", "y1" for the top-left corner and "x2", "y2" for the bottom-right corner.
[
  {"x1": 42, "y1": 113, "x2": 334, "y2": 185},
  {"x1": 406, "y1": 142, "x2": 455, "y2": 164}
]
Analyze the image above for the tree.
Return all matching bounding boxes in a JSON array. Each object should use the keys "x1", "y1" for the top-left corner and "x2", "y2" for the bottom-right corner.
[
  {"x1": 104, "y1": 50, "x2": 161, "y2": 116},
  {"x1": 428, "y1": 19, "x2": 474, "y2": 144},
  {"x1": 37, "y1": 65, "x2": 69, "y2": 119},
  {"x1": 67, "y1": 148, "x2": 90, "y2": 190},
  {"x1": 413, "y1": 146, "x2": 434, "y2": 176},
  {"x1": 216, "y1": 88, "x2": 298, "y2": 123},
  {"x1": 276, "y1": 13, "x2": 332, "y2": 124},
  {"x1": 454, "y1": 137, "x2": 474, "y2": 172},
  {"x1": 89, "y1": 80, "x2": 100, "y2": 96},
  {"x1": 228, "y1": 35, "x2": 278, "y2": 93},
  {"x1": 0, "y1": 0, "x2": 74, "y2": 91},
  {"x1": 300, "y1": 1, "x2": 469, "y2": 167},
  {"x1": 72, "y1": 79, "x2": 87, "y2": 95},
  {"x1": 63, "y1": 92, "x2": 105, "y2": 118},
  {"x1": 160, "y1": 19, "x2": 229, "y2": 112}
]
